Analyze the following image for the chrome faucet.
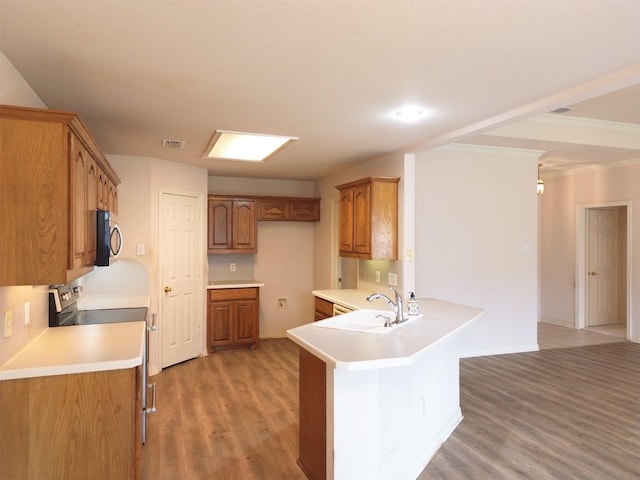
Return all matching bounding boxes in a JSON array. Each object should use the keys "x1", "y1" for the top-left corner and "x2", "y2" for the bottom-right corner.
[{"x1": 366, "y1": 287, "x2": 404, "y2": 325}]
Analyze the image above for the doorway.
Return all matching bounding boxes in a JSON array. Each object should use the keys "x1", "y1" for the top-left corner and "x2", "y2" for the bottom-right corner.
[
  {"x1": 159, "y1": 189, "x2": 204, "y2": 368},
  {"x1": 576, "y1": 203, "x2": 631, "y2": 339}
]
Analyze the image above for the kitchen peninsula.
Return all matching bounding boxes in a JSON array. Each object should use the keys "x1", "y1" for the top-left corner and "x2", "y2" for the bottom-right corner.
[{"x1": 287, "y1": 295, "x2": 484, "y2": 480}]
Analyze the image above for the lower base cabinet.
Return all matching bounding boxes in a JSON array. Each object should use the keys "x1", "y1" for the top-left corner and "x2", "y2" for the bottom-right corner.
[
  {"x1": 314, "y1": 296, "x2": 334, "y2": 321},
  {"x1": 208, "y1": 287, "x2": 260, "y2": 352},
  {"x1": 0, "y1": 367, "x2": 142, "y2": 480},
  {"x1": 298, "y1": 348, "x2": 327, "y2": 480}
]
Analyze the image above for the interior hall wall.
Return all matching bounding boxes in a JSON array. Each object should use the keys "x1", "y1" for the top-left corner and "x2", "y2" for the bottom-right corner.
[
  {"x1": 415, "y1": 144, "x2": 539, "y2": 358},
  {"x1": 539, "y1": 160, "x2": 640, "y2": 342},
  {"x1": 0, "y1": 51, "x2": 49, "y2": 364},
  {"x1": 313, "y1": 151, "x2": 407, "y2": 295},
  {"x1": 208, "y1": 176, "x2": 316, "y2": 337},
  {"x1": 108, "y1": 155, "x2": 208, "y2": 374}
]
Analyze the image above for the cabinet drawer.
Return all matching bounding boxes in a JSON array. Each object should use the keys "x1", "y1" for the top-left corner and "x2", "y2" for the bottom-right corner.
[
  {"x1": 314, "y1": 297, "x2": 334, "y2": 320},
  {"x1": 209, "y1": 287, "x2": 259, "y2": 302}
]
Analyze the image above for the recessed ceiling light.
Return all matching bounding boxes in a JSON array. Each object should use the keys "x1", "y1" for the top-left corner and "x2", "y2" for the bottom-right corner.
[
  {"x1": 203, "y1": 130, "x2": 297, "y2": 162},
  {"x1": 393, "y1": 107, "x2": 426, "y2": 122}
]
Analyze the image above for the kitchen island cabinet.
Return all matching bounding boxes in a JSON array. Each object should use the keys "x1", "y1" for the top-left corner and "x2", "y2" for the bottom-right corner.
[
  {"x1": 0, "y1": 322, "x2": 145, "y2": 480},
  {"x1": 287, "y1": 298, "x2": 484, "y2": 480}
]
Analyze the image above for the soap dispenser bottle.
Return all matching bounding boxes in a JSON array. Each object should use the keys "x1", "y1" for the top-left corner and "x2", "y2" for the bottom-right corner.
[{"x1": 408, "y1": 292, "x2": 419, "y2": 316}]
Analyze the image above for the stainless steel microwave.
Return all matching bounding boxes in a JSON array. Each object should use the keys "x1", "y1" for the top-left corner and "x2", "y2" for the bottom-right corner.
[{"x1": 96, "y1": 209, "x2": 122, "y2": 266}]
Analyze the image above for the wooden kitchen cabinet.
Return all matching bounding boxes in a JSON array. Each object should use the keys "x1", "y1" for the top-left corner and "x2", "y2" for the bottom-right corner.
[
  {"x1": 208, "y1": 196, "x2": 257, "y2": 254},
  {"x1": 257, "y1": 196, "x2": 320, "y2": 222},
  {"x1": 208, "y1": 287, "x2": 260, "y2": 351},
  {"x1": 298, "y1": 348, "x2": 327, "y2": 480},
  {"x1": 335, "y1": 177, "x2": 399, "y2": 260},
  {"x1": 0, "y1": 105, "x2": 120, "y2": 285},
  {"x1": 314, "y1": 296, "x2": 334, "y2": 321},
  {"x1": 0, "y1": 367, "x2": 142, "y2": 480}
]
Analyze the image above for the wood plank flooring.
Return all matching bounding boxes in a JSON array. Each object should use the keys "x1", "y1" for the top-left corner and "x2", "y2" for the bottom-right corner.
[{"x1": 143, "y1": 328, "x2": 639, "y2": 480}]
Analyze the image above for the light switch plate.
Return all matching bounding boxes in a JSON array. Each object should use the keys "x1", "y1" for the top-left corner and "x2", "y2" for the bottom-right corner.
[{"x1": 388, "y1": 273, "x2": 398, "y2": 287}]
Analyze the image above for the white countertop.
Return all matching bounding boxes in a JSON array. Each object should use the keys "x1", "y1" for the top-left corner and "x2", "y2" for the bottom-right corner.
[
  {"x1": 0, "y1": 322, "x2": 146, "y2": 381},
  {"x1": 77, "y1": 293, "x2": 150, "y2": 310},
  {"x1": 287, "y1": 298, "x2": 484, "y2": 371},
  {"x1": 313, "y1": 288, "x2": 395, "y2": 311},
  {"x1": 207, "y1": 280, "x2": 264, "y2": 289}
]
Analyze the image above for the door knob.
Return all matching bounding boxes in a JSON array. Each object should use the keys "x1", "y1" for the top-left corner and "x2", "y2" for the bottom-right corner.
[
  {"x1": 589, "y1": 271, "x2": 597, "y2": 276},
  {"x1": 164, "y1": 286, "x2": 172, "y2": 293}
]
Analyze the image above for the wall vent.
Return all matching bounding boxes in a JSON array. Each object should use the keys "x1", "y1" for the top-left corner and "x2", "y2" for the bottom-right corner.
[
  {"x1": 162, "y1": 139, "x2": 186, "y2": 149},
  {"x1": 550, "y1": 107, "x2": 573, "y2": 114}
]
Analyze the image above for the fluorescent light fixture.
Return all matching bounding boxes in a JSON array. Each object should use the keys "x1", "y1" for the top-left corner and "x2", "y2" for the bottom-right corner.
[{"x1": 204, "y1": 130, "x2": 297, "y2": 162}]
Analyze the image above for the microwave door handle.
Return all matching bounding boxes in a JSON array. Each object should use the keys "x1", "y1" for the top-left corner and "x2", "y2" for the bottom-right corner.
[{"x1": 110, "y1": 224, "x2": 123, "y2": 256}]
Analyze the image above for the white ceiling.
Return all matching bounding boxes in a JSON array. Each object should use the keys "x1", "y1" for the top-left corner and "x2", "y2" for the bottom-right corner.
[{"x1": 1, "y1": 1, "x2": 639, "y2": 180}]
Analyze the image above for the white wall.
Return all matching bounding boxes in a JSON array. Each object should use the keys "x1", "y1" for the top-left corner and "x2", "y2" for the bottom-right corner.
[
  {"x1": 107, "y1": 155, "x2": 208, "y2": 373},
  {"x1": 415, "y1": 144, "x2": 539, "y2": 357},
  {"x1": 539, "y1": 160, "x2": 640, "y2": 342},
  {"x1": 313, "y1": 151, "x2": 407, "y2": 296},
  {"x1": 208, "y1": 176, "x2": 316, "y2": 336},
  {"x1": 0, "y1": 51, "x2": 49, "y2": 364}
]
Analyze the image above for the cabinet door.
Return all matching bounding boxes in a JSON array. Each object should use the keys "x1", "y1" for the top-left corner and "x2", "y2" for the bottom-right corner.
[
  {"x1": 232, "y1": 201, "x2": 256, "y2": 251},
  {"x1": 208, "y1": 300, "x2": 234, "y2": 347},
  {"x1": 86, "y1": 157, "x2": 98, "y2": 263},
  {"x1": 338, "y1": 188, "x2": 354, "y2": 254},
  {"x1": 353, "y1": 183, "x2": 371, "y2": 256},
  {"x1": 208, "y1": 199, "x2": 233, "y2": 250},
  {"x1": 314, "y1": 297, "x2": 334, "y2": 321},
  {"x1": 69, "y1": 132, "x2": 89, "y2": 269},
  {"x1": 257, "y1": 199, "x2": 291, "y2": 220},
  {"x1": 234, "y1": 299, "x2": 258, "y2": 344},
  {"x1": 291, "y1": 199, "x2": 320, "y2": 221},
  {"x1": 108, "y1": 178, "x2": 118, "y2": 215}
]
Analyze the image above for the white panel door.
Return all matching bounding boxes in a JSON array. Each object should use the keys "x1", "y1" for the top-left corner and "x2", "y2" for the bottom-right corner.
[
  {"x1": 587, "y1": 208, "x2": 618, "y2": 327},
  {"x1": 161, "y1": 192, "x2": 202, "y2": 368}
]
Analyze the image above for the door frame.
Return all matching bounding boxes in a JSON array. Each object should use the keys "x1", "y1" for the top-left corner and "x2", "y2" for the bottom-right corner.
[
  {"x1": 575, "y1": 201, "x2": 632, "y2": 338},
  {"x1": 158, "y1": 187, "x2": 206, "y2": 368}
]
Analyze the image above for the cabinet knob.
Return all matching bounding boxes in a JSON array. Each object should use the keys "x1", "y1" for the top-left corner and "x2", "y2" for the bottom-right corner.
[{"x1": 164, "y1": 286, "x2": 172, "y2": 293}]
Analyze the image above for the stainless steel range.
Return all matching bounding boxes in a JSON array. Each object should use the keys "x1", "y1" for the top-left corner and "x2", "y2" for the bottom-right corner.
[{"x1": 48, "y1": 283, "x2": 156, "y2": 444}]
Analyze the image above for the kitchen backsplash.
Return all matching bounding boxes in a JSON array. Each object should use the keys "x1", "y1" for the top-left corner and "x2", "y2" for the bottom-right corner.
[{"x1": 208, "y1": 254, "x2": 256, "y2": 281}]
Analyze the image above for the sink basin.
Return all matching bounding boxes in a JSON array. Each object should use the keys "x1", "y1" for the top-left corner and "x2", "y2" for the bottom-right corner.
[{"x1": 312, "y1": 309, "x2": 423, "y2": 334}]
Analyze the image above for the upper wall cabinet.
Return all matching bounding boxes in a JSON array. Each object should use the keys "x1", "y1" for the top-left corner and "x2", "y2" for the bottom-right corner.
[
  {"x1": 257, "y1": 197, "x2": 320, "y2": 222},
  {"x1": 208, "y1": 196, "x2": 257, "y2": 254},
  {"x1": 0, "y1": 105, "x2": 120, "y2": 285},
  {"x1": 335, "y1": 177, "x2": 399, "y2": 260}
]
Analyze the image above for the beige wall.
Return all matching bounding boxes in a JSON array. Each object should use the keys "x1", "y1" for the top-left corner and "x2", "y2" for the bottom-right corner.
[
  {"x1": 539, "y1": 160, "x2": 640, "y2": 342},
  {"x1": 415, "y1": 144, "x2": 540, "y2": 357},
  {"x1": 107, "y1": 155, "x2": 208, "y2": 373},
  {"x1": 313, "y1": 151, "x2": 407, "y2": 295},
  {"x1": 0, "y1": 51, "x2": 49, "y2": 364},
  {"x1": 208, "y1": 176, "x2": 316, "y2": 337}
]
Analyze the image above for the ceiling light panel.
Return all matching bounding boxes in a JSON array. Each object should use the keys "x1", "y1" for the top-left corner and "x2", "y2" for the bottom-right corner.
[{"x1": 204, "y1": 130, "x2": 297, "y2": 162}]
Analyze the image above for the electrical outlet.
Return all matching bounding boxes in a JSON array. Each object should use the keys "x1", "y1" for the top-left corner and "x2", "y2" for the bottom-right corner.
[
  {"x1": 375, "y1": 271, "x2": 380, "y2": 283},
  {"x1": 229, "y1": 263, "x2": 236, "y2": 272},
  {"x1": 3, "y1": 311, "x2": 13, "y2": 338},
  {"x1": 388, "y1": 272, "x2": 398, "y2": 287},
  {"x1": 276, "y1": 297, "x2": 287, "y2": 308}
]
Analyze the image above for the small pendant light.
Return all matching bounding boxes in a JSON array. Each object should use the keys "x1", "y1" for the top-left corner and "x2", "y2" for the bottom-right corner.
[{"x1": 537, "y1": 164, "x2": 545, "y2": 196}]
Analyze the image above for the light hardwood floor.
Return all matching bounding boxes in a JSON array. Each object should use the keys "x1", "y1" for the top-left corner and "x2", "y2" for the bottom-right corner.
[{"x1": 143, "y1": 325, "x2": 639, "y2": 479}]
